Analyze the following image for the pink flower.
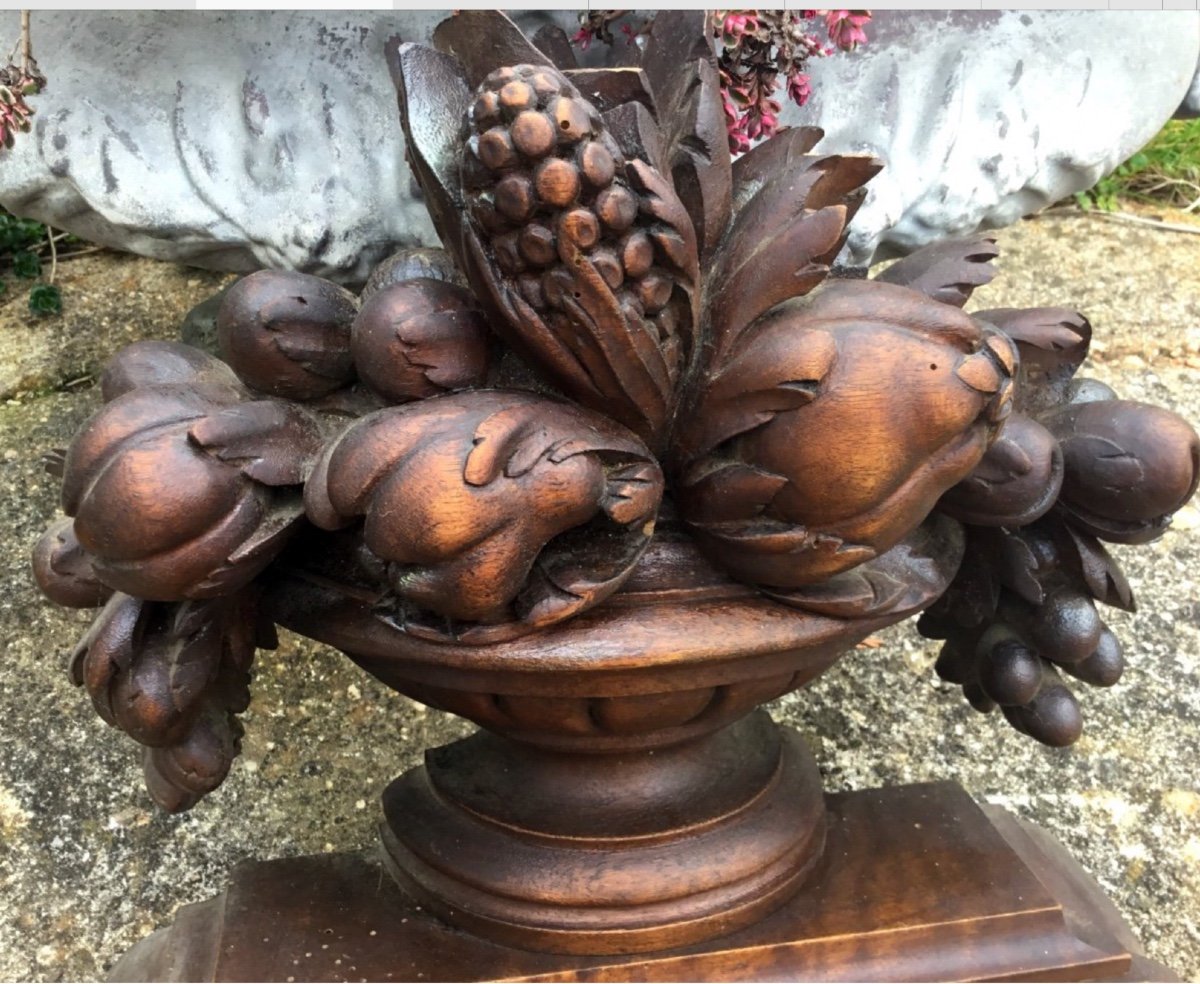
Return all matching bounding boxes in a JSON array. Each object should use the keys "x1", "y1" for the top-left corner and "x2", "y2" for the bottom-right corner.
[
  {"x1": 787, "y1": 72, "x2": 812, "y2": 106},
  {"x1": 824, "y1": 9, "x2": 870, "y2": 51},
  {"x1": 570, "y1": 26, "x2": 592, "y2": 51},
  {"x1": 722, "y1": 12, "x2": 759, "y2": 42}
]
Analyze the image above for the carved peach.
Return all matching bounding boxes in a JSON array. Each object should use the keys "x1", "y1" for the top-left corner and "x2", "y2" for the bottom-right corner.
[
  {"x1": 679, "y1": 280, "x2": 1016, "y2": 587},
  {"x1": 351, "y1": 278, "x2": 491, "y2": 403}
]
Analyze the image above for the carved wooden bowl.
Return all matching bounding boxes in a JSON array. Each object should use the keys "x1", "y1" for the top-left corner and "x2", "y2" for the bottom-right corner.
[{"x1": 259, "y1": 517, "x2": 960, "y2": 954}]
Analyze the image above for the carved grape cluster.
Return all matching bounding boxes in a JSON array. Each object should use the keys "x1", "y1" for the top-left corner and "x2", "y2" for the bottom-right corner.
[{"x1": 920, "y1": 308, "x2": 1200, "y2": 745}]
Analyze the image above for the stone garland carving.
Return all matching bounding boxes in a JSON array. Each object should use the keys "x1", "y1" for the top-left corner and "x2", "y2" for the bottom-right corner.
[{"x1": 32, "y1": 10, "x2": 1199, "y2": 809}]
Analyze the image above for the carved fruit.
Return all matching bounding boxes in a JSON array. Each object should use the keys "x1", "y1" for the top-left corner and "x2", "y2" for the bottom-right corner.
[
  {"x1": 217, "y1": 270, "x2": 359, "y2": 400},
  {"x1": 679, "y1": 279, "x2": 1016, "y2": 587},
  {"x1": 61, "y1": 377, "x2": 322, "y2": 600},
  {"x1": 1044, "y1": 399, "x2": 1200, "y2": 544},
  {"x1": 31, "y1": 516, "x2": 111, "y2": 608},
  {"x1": 351, "y1": 278, "x2": 491, "y2": 404},
  {"x1": 70, "y1": 591, "x2": 263, "y2": 811},
  {"x1": 304, "y1": 390, "x2": 662, "y2": 643},
  {"x1": 939, "y1": 413, "x2": 1063, "y2": 527},
  {"x1": 460, "y1": 63, "x2": 698, "y2": 448}
]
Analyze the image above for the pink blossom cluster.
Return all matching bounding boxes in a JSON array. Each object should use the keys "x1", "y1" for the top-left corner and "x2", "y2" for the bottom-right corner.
[
  {"x1": 715, "y1": 10, "x2": 872, "y2": 154},
  {"x1": 0, "y1": 68, "x2": 39, "y2": 151}
]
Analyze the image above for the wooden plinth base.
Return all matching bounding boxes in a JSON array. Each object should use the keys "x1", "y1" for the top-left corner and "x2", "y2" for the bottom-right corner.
[{"x1": 109, "y1": 781, "x2": 1175, "y2": 983}]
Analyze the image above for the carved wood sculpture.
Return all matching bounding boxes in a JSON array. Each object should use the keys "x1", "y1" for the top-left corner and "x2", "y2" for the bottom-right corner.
[{"x1": 30, "y1": 11, "x2": 1200, "y2": 981}]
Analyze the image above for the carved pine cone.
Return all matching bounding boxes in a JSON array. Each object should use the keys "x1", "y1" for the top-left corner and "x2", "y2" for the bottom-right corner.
[
  {"x1": 678, "y1": 279, "x2": 1017, "y2": 588},
  {"x1": 461, "y1": 63, "x2": 697, "y2": 447},
  {"x1": 304, "y1": 389, "x2": 662, "y2": 643}
]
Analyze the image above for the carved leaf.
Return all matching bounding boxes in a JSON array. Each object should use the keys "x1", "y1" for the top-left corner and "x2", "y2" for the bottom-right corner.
[
  {"x1": 992, "y1": 529, "x2": 1046, "y2": 605},
  {"x1": 1063, "y1": 525, "x2": 1136, "y2": 612},
  {"x1": 639, "y1": 10, "x2": 732, "y2": 264},
  {"x1": 730, "y1": 127, "x2": 825, "y2": 211},
  {"x1": 388, "y1": 40, "x2": 473, "y2": 269},
  {"x1": 678, "y1": 325, "x2": 837, "y2": 461},
  {"x1": 431, "y1": 11, "x2": 555, "y2": 89},
  {"x1": 32, "y1": 517, "x2": 111, "y2": 609},
  {"x1": 974, "y1": 307, "x2": 1090, "y2": 414},
  {"x1": 565, "y1": 67, "x2": 656, "y2": 116},
  {"x1": 874, "y1": 235, "x2": 999, "y2": 308},
  {"x1": 706, "y1": 154, "x2": 882, "y2": 367},
  {"x1": 764, "y1": 514, "x2": 964, "y2": 620},
  {"x1": 531, "y1": 23, "x2": 578, "y2": 71},
  {"x1": 188, "y1": 400, "x2": 323, "y2": 486}
]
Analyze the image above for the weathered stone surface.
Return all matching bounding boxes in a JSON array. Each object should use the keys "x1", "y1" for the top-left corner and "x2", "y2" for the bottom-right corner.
[
  {"x1": 1, "y1": 10, "x2": 1195, "y2": 277},
  {"x1": 1, "y1": 211, "x2": 1199, "y2": 980},
  {"x1": 794, "y1": 10, "x2": 1200, "y2": 263}
]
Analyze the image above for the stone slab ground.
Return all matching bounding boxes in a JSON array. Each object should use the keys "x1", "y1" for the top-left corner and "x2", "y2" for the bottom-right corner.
[{"x1": 1, "y1": 210, "x2": 1198, "y2": 981}]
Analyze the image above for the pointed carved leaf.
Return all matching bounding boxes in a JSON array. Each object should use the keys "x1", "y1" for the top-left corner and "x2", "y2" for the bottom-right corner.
[
  {"x1": 565, "y1": 67, "x2": 656, "y2": 116},
  {"x1": 387, "y1": 40, "x2": 472, "y2": 268},
  {"x1": 639, "y1": 10, "x2": 732, "y2": 263},
  {"x1": 1064, "y1": 525, "x2": 1136, "y2": 612},
  {"x1": 681, "y1": 325, "x2": 837, "y2": 460},
  {"x1": 531, "y1": 24, "x2": 578, "y2": 71},
  {"x1": 431, "y1": 11, "x2": 555, "y2": 89},
  {"x1": 994, "y1": 530, "x2": 1046, "y2": 605},
  {"x1": 874, "y1": 236, "x2": 999, "y2": 308},
  {"x1": 678, "y1": 462, "x2": 789, "y2": 524},
  {"x1": 730, "y1": 127, "x2": 825, "y2": 211},
  {"x1": 707, "y1": 154, "x2": 880, "y2": 365},
  {"x1": 974, "y1": 307, "x2": 1091, "y2": 414},
  {"x1": 188, "y1": 401, "x2": 323, "y2": 486}
]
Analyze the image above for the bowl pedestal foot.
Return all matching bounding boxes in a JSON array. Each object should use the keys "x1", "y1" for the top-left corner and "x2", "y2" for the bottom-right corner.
[{"x1": 108, "y1": 719, "x2": 1175, "y2": 982}]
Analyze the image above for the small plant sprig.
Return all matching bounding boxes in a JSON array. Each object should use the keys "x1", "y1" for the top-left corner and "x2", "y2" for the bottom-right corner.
[
  {"x1": 1, "y1": 208, "x2": 64, "y2": 316},
  {"x1": 572, "y1": 10, "x2": 651, "y2": 50},
  {"x1": 714, "y1": 10, "x2": 871, "y2": 154},
  {"x1": 2, "y1": 11, "x2": 45, "y2": 151}
]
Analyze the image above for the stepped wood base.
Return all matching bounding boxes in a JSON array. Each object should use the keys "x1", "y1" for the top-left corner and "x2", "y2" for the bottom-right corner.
[{"x1": 109, "y1": 781, "x2": 1176, "y2": 983}]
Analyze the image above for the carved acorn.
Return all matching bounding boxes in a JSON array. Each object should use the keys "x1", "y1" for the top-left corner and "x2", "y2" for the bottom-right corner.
[
  {"x1": 679, "y1": 279, "x2": 1016, "y2": 587},
  {"x1": 217, "y1": 270, "x2": 359, "y2": 400},
  {"x1": 351, "y1": 278, "x2": 491, "y2": 404},
  {"x1": 1044, "y1": 400, "x2": 1200, "y2": 544},
  {"x1": 60, "y1": 345, "x2": 324, "y2": 600},
  {"x1": 304, "y1": 389, "x2": 662, "y2": 642}
]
